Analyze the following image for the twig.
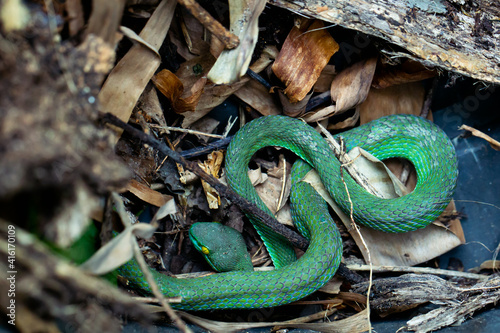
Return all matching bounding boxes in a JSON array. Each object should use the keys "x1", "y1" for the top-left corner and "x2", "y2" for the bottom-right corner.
[
  {"x1": 149, "y1": 124, "x2": 225, "y2": 138},
  {"x1": 346, "y1": 264, "x2": 489, "y2": 280},
  {"x1": 340, "y1": 166, "x2": 372, "y2": 333},
  {"x1": 132, "y1": 242, "x2": 192, "y2": 333},
  {"x1": 222, "y1": 115, "x2": 238, "y2": 138},
  {"x1": 100, "y1": 112, "x2": 310, "y2": 250},
  {"x1": 179, "y1": 136, "x2": 233, "y2": 159},
  {"x1": 316, "y1": 122, "x2": 383, "y2": 197},
  {"x1": 178, "y1": 0, "x2": 239, "y2": 49},
  {"x1": 246, "y1": 68, "x2": 272, "y2": 90}
]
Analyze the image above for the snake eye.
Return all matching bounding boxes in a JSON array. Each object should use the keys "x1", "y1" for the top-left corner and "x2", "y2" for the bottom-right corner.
[{"x1": 201, "y1": 246, "x2": 210, "y2": 255}]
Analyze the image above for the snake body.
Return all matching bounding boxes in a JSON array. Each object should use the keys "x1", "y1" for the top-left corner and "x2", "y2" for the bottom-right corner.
[{"x1": 118, "y1": 114, "x2": 458, "y2": 310}]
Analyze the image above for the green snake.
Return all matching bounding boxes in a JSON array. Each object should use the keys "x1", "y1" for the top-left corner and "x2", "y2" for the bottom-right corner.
[{"x1": 118, "y1": 114, "x2": 458, "y2": 310}]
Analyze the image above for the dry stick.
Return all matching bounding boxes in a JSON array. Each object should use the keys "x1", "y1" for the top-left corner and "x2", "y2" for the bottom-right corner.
[
  {"x1": 340, "y1": 166, "x2": 373, "y2": 333},
  {"x1": 347, "y1": 264, "x2": 489, "y2": 281},
  {"x1": 149, "y1": 124, "x2": 225, "y2": 138},
  {"x1": 178, "y1": 0, "x2": 239, "y2": 49},
  {"x1": 100, "y1": 112, "x2": 309, "y2": 250},
  {"x1": 132, "y1": 242, "x2": 192, "y2": 333}
]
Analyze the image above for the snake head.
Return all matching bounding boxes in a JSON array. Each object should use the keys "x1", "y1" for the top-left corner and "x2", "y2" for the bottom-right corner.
[{"x1": 189, "y1": 222, "x2": 254, "y2": 272}]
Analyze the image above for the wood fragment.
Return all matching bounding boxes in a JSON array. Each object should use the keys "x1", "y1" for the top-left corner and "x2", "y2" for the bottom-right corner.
[
  {"x1": 406, "y1": 275, "x2": 500, "y2": 332},
  {"x1": 269, "y1": 0, "x2": 500, "y2": 84},
  {"x1": 460, "y1": 124, "x2": 500, "y2": 151},
  {"x1": 178, "y1": 0, "x2": 239, "y2": 49},
  {"x1": 347, "y1": 264, "x2": 488, "y2": 280}
]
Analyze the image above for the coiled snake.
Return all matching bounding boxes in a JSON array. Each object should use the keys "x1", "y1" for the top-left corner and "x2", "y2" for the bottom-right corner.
[{"x1": 118, "y1": 114, "x2": 458, "y2": 310}]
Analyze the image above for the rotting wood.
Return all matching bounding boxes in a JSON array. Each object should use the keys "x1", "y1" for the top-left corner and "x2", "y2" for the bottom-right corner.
[
  {"x1": 269, "y1": 0, "x2": 500, "y2": 84},
  {"x1": 352, "y1": 273, "x2": 500, "y2": 332}
]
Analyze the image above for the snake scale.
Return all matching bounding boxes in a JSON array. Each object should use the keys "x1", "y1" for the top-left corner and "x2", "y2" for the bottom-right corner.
[{"x1": 118, "y1": 114, "x2": 458, "y2": 310}]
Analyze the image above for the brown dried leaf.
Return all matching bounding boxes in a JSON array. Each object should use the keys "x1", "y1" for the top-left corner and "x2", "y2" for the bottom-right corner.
[
  {"x1": 169, "y1": 7, "x2": 210, "y2": 59},
  {"x1": 178, "y1": 304, "x2": 370, "y2": 333},
  {"x1": 234, "y1": 79, "x2": 281, "y2": 116},
  {"x1": 127, "y1": 179, "x2": 173, "y2": 207},
  {"x1": 152, "y1": 69, "x2": 207, "y2": 113},
  {"x1": 358, "y1": 81, "x2": 426, "y2": 124},
  {"x1": 314, "y1": 64, "x2": 336, "y2": 92},
  {"x1": 372, "y1": 60, "x2": 437, "y2": 89},
  {"x1": 279, "y1": 89, "x2": 313, "y2": 117},
  {"x1": 272, "y1": 20, "x2": 339, "y2": 103},
  {"x1": 327, "y1": 111, "x2": 360, "y2": 130},
  {"x1": 98, "y1": 0, "x2": 176, "y2": 142},
  {"x1": 330, "y1": 57, "x2": 377, "y2": 113},
  {"x1": 479, "y1": 260, "x2": 500, "y2": 270},
  {"x1": 199, "y1": 151, "x2": 224, "y2": 209},
  {"x1": 182, "y1": 47, "x2": 275, "y2": 127}
]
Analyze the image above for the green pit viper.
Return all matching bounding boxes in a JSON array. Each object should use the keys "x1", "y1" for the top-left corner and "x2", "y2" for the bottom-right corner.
[{"x1": 118, "y1": 114, "x2": 458, "y2": 310}]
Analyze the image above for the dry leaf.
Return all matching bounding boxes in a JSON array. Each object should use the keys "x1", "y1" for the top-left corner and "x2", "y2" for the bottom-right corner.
[
  {"x1": 169, "y1": 7, "x2": 210, "y2": 59},
  {"x1": 177, "y1": 307, "x2": 370, "y2": 333},
  {"x1": 199, "y1": 151, "x2": 224, "y2": 209},
  {"x1": 250, "y1": 159, "x2": 294, "y2": 226},
  {"x1": 279, "y1": 89, "x2": 313, "y2": 117},
  {"x1": 372, "y1": 60, "x2": 437, "y2": 89},
  {"x1": 479, "y1": 260, "x2": 500, "y2": 270},
  {"x1": 80, "y1": 223, "x2": 156, "y2": 275},
  {"x1": 182, "y1": 47, "x2": 276, "y2": 127},
  {"x1": 136, "y1": 84, "x2": 168, "y2": 133},
  {"x1": 98, "y1": 0, "x2": 176, "y2": 142},
  {"x1": 127, "y1": 179, "x2": 173, "y2": 207},
  {"x1": 358, "y1": 81, "x2": 426, "y2": 124},
  {"x1": 301, "y1": 58, "x2": 377, "y2": 122},
  {"x1": 330, "y1": 57, "x2": 377, "y2": 112},
  {"x1": 314, "y1": 64, "x2": 337, "y2": 92},
  {"x1": 272, "y1": 19, "x2": 339, "y2": 103},
  {"x1": 234, "y1": 78, "x2": 281, "y2": 116},
  {"x1": 248, "y1": 167, "x2": 268, "y2": 186},
  {"x1": 207, "y1": 0, "x2": 267, "y2": 84},
  {"x1": 327, "y1": 111, "x2": 360, "y2": 130},
  {"x1": 152, "y1": 69, "x2": 207, "y2": 113},
  {"x1": 301, "y1": 105, "x2": 336, "y2": 122},
  {"x1": 460, "y1": 124, "x2": 500, "y2": 151}
]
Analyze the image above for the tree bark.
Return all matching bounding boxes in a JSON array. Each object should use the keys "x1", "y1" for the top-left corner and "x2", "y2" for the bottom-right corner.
[{"x1": 270, "y1": 0, "x2": 500, "y2": 84}]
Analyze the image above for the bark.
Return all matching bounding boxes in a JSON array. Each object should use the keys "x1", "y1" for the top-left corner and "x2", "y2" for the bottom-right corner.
[{"x1": 270, "y1": 0, "x2": 500, "y2": 84}]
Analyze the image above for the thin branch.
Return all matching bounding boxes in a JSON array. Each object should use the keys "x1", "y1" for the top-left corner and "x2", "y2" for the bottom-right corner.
[
  {"x1": 149, "y1": 124, "x2": 225, "y2": 138},
  {"x1": 346, "y1": 264, "x2": 489, "y2": 280}
]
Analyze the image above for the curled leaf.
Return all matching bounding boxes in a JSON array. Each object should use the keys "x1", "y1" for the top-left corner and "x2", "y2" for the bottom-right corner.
[
  {"x1": 272, "y1": 20, "x2": 339, "y2": 103},
  {"x1": 152, "y1": 69, "x2": 206, "y2": 113}
]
